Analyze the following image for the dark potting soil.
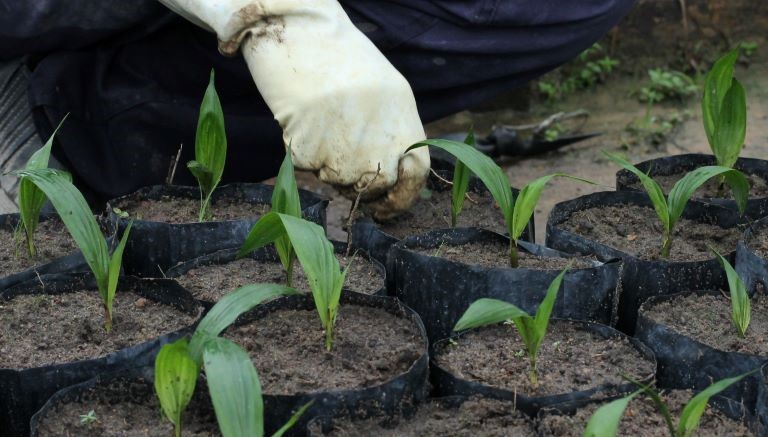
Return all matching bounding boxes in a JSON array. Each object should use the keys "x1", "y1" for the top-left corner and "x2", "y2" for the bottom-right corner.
[
  {"x1": 561, "y1": 204, "x2": 741, "y2": 261},
  {"x1": 35, "y1": 378, "x2": 220, "y2": 437},
  {"x1": 627, "y1": 172, "x2": 768, "y2": 200},
  {"x1": 747, "y1": 225, "x2": 768, "y2": 259},
  {"x1": 0, "y1": 219, "x2": 76, "y2": 277},
  {"x1": 375, "y1": 186, "x2": 506, "y2": 239},
  {"x1": 644, "y1": 292, "x2": 768, "y2": 356},
  {"x1": 224, "y1": 304, "x2": 423, "y2": 395},
  {"x1": 415, "y1": 240, "x2": 593, "y2": 270},
  {"x1": 434, "y1": 320, "x2": 654, "y2": 396},
  {"x1": 114, "y1": 195, "x2": 270, "y2": 224},
  {"x1": 310, "y1": 397, "x2": 536, "y2": 437},
  {"x1": 0, "y1": 290, "x2": 197, "y2": 369},
  {"x1": 538, "y1": 389, "x2": 753, "y2": 436},
  {"x1": 176, "y1": 253, "x2": 383, "y2": 302}
]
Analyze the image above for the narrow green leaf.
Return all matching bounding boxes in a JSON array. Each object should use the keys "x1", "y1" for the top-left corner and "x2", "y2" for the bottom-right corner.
[
  {"x1": 203, "y1": 337, "x2": 264, "y2": 437},
  {"x1": 667, "y1": 166, "x2": 748, "y2": 230},
  {"x1": 531, "y1": 266, "x2": 570, "y2": 355},
  {"x1": 187, "y1": 161, "x2": 214, "y2": 193},
  {"x1": 678, "y1": 371, "x2": 753, "y2": 437},
  {"x1": 450, "y1": 130, "x2": 474, "y2": 227},
  {"x1": 702, "y1": 49, "x2": 739, "y2": 151},
  {"x1": 712, "y1": 249, "x2": 751, "y2": 337},
  {"x1": 453, "y1": 298, "x2": 531, "y2": 332},
  {"x1": 604, "y1": 152, "x2": 670, "y2": 233},
  {"x1": 155, "y1": 339, "x2": 199, "y2": 437},
  {"x1": 237, "y1": 213, "x2": 287, "y2": 259},
  {"x1": 271, "y1": 148, "x2": 302, "y2": 279},
  {"x1": 713, "y1": 78, "x2": 747, "y2": 169},
  {"x1": 583, "y1": 392, "x2": 639, "y2": 437},
  {"x1": 105, "y1": 220, "x2": 133, "y2": 326},
  {"x1": 271, "y1": 401, "x2": 313, "y2": 437}
]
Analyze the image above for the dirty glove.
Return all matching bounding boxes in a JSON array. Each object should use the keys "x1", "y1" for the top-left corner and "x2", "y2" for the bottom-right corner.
[{"x1": 156, "y1": 0, "x2": 430, "y2": 219}]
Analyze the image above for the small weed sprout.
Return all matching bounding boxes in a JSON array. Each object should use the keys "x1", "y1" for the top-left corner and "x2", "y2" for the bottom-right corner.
[
  {"x1": 155, "y1": 283, "x2": 307, "y2": 437},
  {"x1": 408, "y1": 138, "x2": 593, "y2": 267},
  {"x1": 453, "y1": 266, "x2": 570, "y2": 385},
  {"x1": 604, "y1": 152, "x2": 747, "y2": 258},
  {"x1": 712, "y1": 249, "x2": 751, "y2": 338},
  {"x1": 187, "y1": 70, "x2": 227, "y2": 222},
  {"x1": 584, "y1": 371, "x2": 755, "y2": 437},
  {"x1": 13, "y1": 168, "x2": 133, "y2": 332},
  {"x1": 79, "y1": 410, "x2": 98, "y2": 425}
]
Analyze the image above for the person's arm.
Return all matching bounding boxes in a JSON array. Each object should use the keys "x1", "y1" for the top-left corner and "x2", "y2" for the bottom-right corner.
[
  {"x1": 0, "y1": 1, "x2": 170, "y2": 60},
  {"x1": 157, "y1": 0, "x2": 430, "y2": 218}
]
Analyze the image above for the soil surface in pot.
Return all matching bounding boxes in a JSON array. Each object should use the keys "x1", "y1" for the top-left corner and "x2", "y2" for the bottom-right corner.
[
  {"x1": 414, "y1": 240, "x2": 593, "y2": 270},
  {"x1": 626, "y1": 172, "x2": 768, "y2": 200},
  {"x1": 310, "y1": 397, "x2": 535, "y2": 437},
  {"x1": 0, "y1": 290, "x2": 197, "y2": 369},
  {"x1": 114, "y1": 194, "x2": 270, "y2": 224},
  {"x1": 373, "y1": 186, "x2": 507, "y2": 239},
  {"x1": 747, "y1": 226, "x2": 768, "y2": 258},
  {"x1": 538, "y1": 389, "x2": 753, "y2": 436},
  {"x1": 176, "y1": 253, "x2": 383, "y2": 302},
  {"x1": 35, "y1": 379, "x2": 219, "y2": 437},
  {"x1": 643, "y1": 292, "x2": 768, "y2": 356},
  {"x1": 434, "y1": 320, "x2": 654, "y2": 396},
  {"x1": 0, "y1": 219, "x2": 76, "y2": 277},
  {"x1": 224, "y1": 304, "x2": 423, "y2": 395},
  {"x1": 561, "y1": 204, "x2": 741, "y2": 261}
]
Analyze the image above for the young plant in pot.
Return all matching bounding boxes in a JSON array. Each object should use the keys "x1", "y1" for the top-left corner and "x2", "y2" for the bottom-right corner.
[
  {"x1": 106, "y1": 71, "x2": 328, "y2": 277},
  {"x1": 0, "y1": 168, "x2": 201, "y2": 437},
  {"x1": 547, "y1": 152, "x2": 749, "y2": 332},
  {"x1": 431, "y1": 268, "x2": 656, "y2": 416}
]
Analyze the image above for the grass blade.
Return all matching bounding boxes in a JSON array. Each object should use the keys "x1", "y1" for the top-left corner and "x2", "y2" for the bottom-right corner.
[
  {"x1": 453, "y1": 298, "x2": 531, "y2": 332},
  {"x1": 713, "y1": 78, "x2": 747, "y2": 169},
  {"x1": 583, "y1": 392, "x2": 639, "y2": 437},
  {"x1": 203, "y1": 337, "x2": 264, "y2": 437},
  {"x1": 667, "y1": 166, "x2": 748, "y2": 230},
  {"x1": 450, "y1": 130, "x2": 474, "y2": 227},
  {"x1": 155, "y1": 338, "x2": 199, "y2": 437},
  {"x1": 712, "y1": 249, "x2": 751, "y2": 337},
  {"x1": 270, "y1": 401, "x2": 313, "y2": 437},
  {"x1": 678, "y1": 371, "x2": 754, "y2": 437}
]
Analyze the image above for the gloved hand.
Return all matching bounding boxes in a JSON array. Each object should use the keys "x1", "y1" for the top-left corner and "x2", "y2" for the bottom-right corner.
[{"x1": 157, "y1": 0, "x2": 430, "y2": 219}]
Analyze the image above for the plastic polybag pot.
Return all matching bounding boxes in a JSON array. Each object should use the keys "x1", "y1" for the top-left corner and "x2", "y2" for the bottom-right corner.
[
  {"x1": 389, "y1": 227, "x2": 620, "y2": 342},
  {"x1": 229, "y1": 292, "x2": 429, "y2": 437},
  {"x1": 546, "y1": 190, "x2": 745, "y2": 333},
  {"x1": 106, "y1": 183, "x2": 328, "y2": 277},
  {"x1": 737, "y1": 216, "x2": 768, "y2": 294},
  {"x1": 635, "y1": 289, "x2": 767, "y2": 412},
  {"x1": 616, "y1": 153, "x2": 768, "y2": 219},
  {"x1": 165, "y1": 241, "x2": 386, "y2": 308},
  {"x1": 0, "y1": 273, "x2": 201, "y2": 437},
  {"x1": 430, "y1": 319, "x2": 656, "y2": 417},
  {"x1": 0, "y1": 213, "x2": 90, "y2": 292},
  {"x1": 350, "y1": 170, "x2": 533, "y2": 267}
]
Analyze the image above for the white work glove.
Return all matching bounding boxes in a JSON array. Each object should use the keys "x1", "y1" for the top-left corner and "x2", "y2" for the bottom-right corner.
[{"x1": 157, "y1": 0, "x2": 430, "y2": 219}]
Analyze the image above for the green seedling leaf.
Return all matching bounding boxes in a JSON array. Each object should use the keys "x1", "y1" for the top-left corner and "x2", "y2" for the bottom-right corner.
[
  {"x1": 155, "y1": 338, "x2": 199, "y2": 437},
  {"x1": 17, "y1": 115, "x2": 69, "y2": 258},
  {"x1": 702, "y1": 49, "x2": 741, "y2": 164},
  {"x1": 713, "y1": 78, "x2": 746, "y2": 169},
  {"x1": 604, "y1": 152, "x2": 670, "y2": 233},
  {"x1": 454, "y1": 266, "x2": 570, "y2": 384},
  {"x1": 271, "y1": 401, "x2": 314, "y2": 437},
  {"x1": 190, "y1": 283, "x2": 299, "y2": 361},
  {"x1": 105, "y1": 220, "x2": 133, "y2": 331},
  {"x1": 203, "y1": 337, "x2": 264, "y2": 437},
  {"x1": 270, "y1": 147, "x2": 302, "y2": 285},
  {"x1": 450, "y1": 129, "x2": 475, "y2": 227},
  {"x1": 712, "y1": 249, "x2": 751, "y2": 338},
  {"x1": 583, "y1": 391, "x2": 640, "y2": 437},
  {"x1": 188, "y1": 70, "x2": 227, "y2": 222},
  {"x1": 677, "y1": 371, "x2": 753, "y2": 437}
]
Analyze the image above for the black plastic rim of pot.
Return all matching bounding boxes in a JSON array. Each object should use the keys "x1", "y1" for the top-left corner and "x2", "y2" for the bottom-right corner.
[
  {"x1": 753, "y1": 363, "x2": 768, "y2": 435},
  {"x1": 737, "y1": 216, "x2": 768, "y2": 294},
  {"x1": 430, "y1": 318, "x2": 657, "y2": 418},
  {"x1": 105, "y1": 183, "x2": 328, "y2": 278},
  {"x1": 164, "y1": 241, "x2": 387, "y2": 308},
  {"x1": 615, "y1": 153, "x2": 768, "y2": 219},
  {"x1": 546, "y1": 189, "x2": 746, "y2": 334},
  {"x1": 229, "y1": 291, "x2": 429, "y2": 437},
  {"x1": 350, "y1": 169, "x2": 534, "y2": 270},
  {"x1": 389, "y1": 227, "x2": 621, "y2": 343},
  {"x1": 636, "y1": 289, "x2": 767, "y2": 413},
  {"x1": 305, "y1": 395, "x2": 535, "y2": 437},
  {"x1": 0, "y1": 213, "x2": 90, "y2": 292},
  {"x1": 0, "y1": 272, "x2": 201, "y2": 437}
]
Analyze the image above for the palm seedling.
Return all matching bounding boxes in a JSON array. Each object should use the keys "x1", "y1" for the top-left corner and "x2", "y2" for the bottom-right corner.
[{"x1": 711, "y1": 249, "x2": 750, "y2": 338}]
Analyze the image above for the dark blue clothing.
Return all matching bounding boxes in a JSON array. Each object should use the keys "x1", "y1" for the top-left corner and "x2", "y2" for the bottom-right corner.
[{"x1": 1, "y1": 1, "x2": 634, "y2": 202}]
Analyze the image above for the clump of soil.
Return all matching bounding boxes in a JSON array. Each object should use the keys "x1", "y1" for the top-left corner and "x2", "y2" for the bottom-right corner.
[
  {"x1": 538, "y1": 389, "x2": 753, "y2": 436},
  {"x1": 224, "y1": 304, "x2": 423, "y2": 395},
  {"x1": 434, "y1": 320, "x2": 654, "y2": 396},
  {"x1": 643, "y1": 292, "x2": 768, "y2": 356},
  {"x1": 0, "y1": 290, "x2": 197, "y2": 369},
  {"x1": 310, "y1": 397, "x2": 535, "y2": 437},
  {"x1": 747, "y1": 226, "x2": 768, "y2": 258},
  {"x1": 114, "y1": 194, "x2": 269, "y2": 224},
  {"x1": 627, "y1": 172, "x2": 768, "y2": 200},
  {"x1": 34, "y1": 378, "x2": 219, "y2": 437},
  {"x1": 0, "y1": 219, "x2": 77, "y2": 277},
  {"x1": 176, "y1": 253, "x2": 384, "y2": 302},
  {"x1": 561, "y1": 204, "x2": 742, "y2": 261},
  {"x1": 375, "y1": 185, "x2": 507, "y2": 239},
  {"x1": 414, "y1": 240, "x2": 593, "y2": 270}
]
